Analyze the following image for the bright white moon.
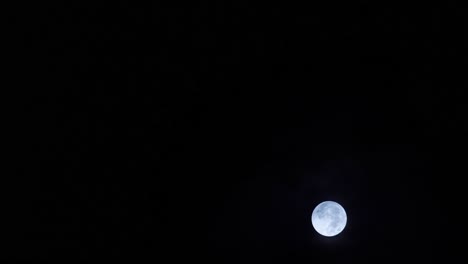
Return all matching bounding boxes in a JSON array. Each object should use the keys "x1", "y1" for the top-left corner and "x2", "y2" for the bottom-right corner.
[{"x1": 311, "y1": 201, "x2": 347, "y2": 237}]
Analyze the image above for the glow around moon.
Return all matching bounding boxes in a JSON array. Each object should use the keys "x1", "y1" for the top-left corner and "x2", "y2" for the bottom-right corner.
[{"x1": 311, "y1": 201, "x2": 347, "y2": 237}]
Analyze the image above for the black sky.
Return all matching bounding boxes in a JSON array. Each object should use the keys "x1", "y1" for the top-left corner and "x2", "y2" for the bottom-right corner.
[{"x1": 11, "y1": 2, "x2": 467, "y2": 262}]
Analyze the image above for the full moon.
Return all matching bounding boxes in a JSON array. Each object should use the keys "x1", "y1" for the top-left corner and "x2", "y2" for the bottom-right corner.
[{"x1": 311, "y1": 201, "x2": 347, "y2": 237}]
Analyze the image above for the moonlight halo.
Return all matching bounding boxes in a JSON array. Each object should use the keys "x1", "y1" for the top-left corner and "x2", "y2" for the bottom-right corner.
[{"x1": 311, "y1": 201, "x2": 347, "y2": 237}]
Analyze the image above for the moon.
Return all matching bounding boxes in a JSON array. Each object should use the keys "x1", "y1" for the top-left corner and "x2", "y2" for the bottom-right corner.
[{"x1": 311, "y1": 201, "x2": 347, "y2": 237}]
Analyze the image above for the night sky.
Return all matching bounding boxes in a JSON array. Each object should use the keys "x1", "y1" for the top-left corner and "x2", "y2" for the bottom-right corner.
[{"x1": 11, "y1": 2, "x2": 467, "y2": 262}]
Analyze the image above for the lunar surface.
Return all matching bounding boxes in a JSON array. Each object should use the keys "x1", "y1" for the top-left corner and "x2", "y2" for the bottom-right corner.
[{"x1": 311, "y1": 201, "x2": 347, "y2": 237}]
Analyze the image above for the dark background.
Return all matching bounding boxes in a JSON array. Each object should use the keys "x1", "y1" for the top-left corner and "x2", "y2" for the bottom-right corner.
[{"x1": 10, "y1": 2, "x2": 466, "y2": 262}]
